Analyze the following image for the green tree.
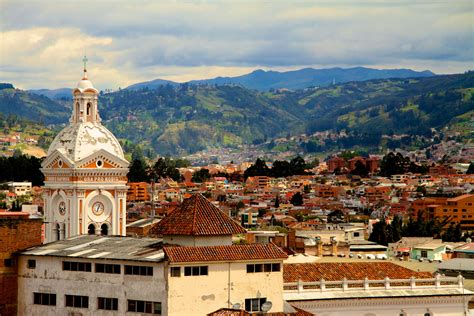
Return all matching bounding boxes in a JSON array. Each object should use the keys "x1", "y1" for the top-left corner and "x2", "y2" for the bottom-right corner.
[
  {"x1": 127, "y1": 148, "x2": 149, "y2": 182},
  {"x1": 290, "y1": 192, "x2": 304, "y2": 206},
  {"x1": 192, "y1": 169, "x2": 211, "y2": 183},
  {"x1": 244, "y1": 158, "x2": 270, "y2": 178},
  {"x1": 467, "y1": 162, "x2": 474, "y2": 174}
]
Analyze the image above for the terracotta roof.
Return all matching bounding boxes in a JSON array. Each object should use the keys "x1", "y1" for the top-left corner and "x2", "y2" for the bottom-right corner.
[
  {"x1": 151, "y1": 193, "x2": 246, "y2": 236},
  {"x1": 283, "y1": 262, "x2": 432, "y2": 282},
  {"x1": 208, "y1": 307, "x2": 314, "y2": 316},
  {"x1": 164, "y1": 243, "x2": 288, "y2": 263}
]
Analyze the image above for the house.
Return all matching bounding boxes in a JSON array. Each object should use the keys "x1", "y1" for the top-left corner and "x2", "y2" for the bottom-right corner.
[{"x1": 410, "y1": 240, "x2": 446, "y2": 261}]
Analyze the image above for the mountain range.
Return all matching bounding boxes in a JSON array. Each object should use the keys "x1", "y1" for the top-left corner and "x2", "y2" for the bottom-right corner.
[
  {"x1": 126, "y1": 66, "x2": 435, "y2": 92},
  {"x1": 1, "y1": 68, "x2": 472, "y2": 157}
]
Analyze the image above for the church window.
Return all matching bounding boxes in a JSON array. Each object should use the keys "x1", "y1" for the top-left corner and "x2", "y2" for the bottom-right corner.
[
  {"x1": 101, "y1": 223, "x2": 109, "y2": 236},
  {"x1": 56, "y1": 223, "x2": 61, "y2": 241},
  {"x1": 96, "y1": 159, "x2": 103, "y2": 168},
  {"x1": 88, "y1": 224, "x2": 95, "y2": 235},
  {"x1": 86, "y1": 103, "x2": 91, "y2": 115}
]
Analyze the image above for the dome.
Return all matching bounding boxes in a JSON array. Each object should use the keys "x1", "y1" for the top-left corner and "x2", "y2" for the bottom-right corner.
[
  {"x1": 47, "y1": 122, "x2": 125, "y2": 163},
  {"x1": 74, "y1": 73, "x2": 99, "y2": 94}
]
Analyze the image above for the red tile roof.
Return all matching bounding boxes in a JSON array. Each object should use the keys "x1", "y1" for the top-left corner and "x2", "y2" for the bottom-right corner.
[
  {"x1": 164, "y1": 243, "x2": 288, "y2": 263},
  {"x1": 208, "y1": 307, "x2": 313, "y2": 316},
  {"x1": 283, "y1": 262, "x2": 432, "y2": 282},
  {"x1": 151, "y1": 193, "x2": 246, "y2": 236}
]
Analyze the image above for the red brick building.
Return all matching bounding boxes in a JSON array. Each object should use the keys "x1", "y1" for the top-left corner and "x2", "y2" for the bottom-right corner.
[{"x1": 0, "y1": 212, "x2": 43, "y2": 316}]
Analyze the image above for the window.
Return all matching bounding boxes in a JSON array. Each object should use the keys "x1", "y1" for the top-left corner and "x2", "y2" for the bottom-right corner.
[
  {"x1": 462, "y1": 209, "x2": 467, "y2": 212},
  {"x1": 421, "y1": 250, "x2": 428, "y2": 258},
  {"x1": 4, "y1": 258, "x2": 15, "y2": 267},
  {"x1": 63, "y1": 261, "x2": 92, "y2": 272},
  {"x1": 453, "y1": 209, "x2": 458, "y2": 212},
  {"x1": 245, "y1": 298, "x2": 267, "y2": 312},
  {"x1": 184, "y1": 266, "x2": 208, "y2": 276},
  {"x1": 124, "y1": 265, "x2": 153, "y2": 276},
  {"x1": 65, "y1": 295, "x2": 88, "y2": 308},
  {"x1": 247, "y1": 263, "x2": 280, "y2": 273},
  {"x1": 27, "y1": 259, "x2": 36, "y2": 269},
  {"x1": 88, "y1": 224, "x2": 95, "y2": 235},
  {"x1": 98, "y1": 297, "x2": 118, "y2": 311},
  {"x1": 96, "y1": 263, "x2": 121, "y2": 274},
  {"x1": 34, "y1": 292, "x2": 56, "y2": 306},
  {"x1": 101, "y1": 223, "x2": 108, "y2": 236},
  {"x1": 170, "y1": 267, "x2": 181, "y2": 277},
  {"x1": 128, "y1": 300, "x2": 161, "y2": 314},
  {"x1": 354, "y1": 232, "x2": 360, "y2": 237}
]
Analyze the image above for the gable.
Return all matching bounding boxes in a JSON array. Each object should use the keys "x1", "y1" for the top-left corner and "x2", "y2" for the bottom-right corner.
[
  {"x1": 75, "y1": 149, "x2": 129, "y2": 169},
  {"x1": 41, "y1": 150, "x2": 74, "y2": 169}
]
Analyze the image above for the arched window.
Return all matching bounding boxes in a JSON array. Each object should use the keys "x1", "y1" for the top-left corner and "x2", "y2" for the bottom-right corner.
[
  {"x1": 86, "y1": 103, "x2": 91, "y2": 115},
  {"x1": 56, "y1": 223, "x2": 61, "y2": 241},
  {"x1": 88, "y1": 224, "x2": 95, "y2": 235},
  {"x1": 101, "y1": 223, "x2": 109, "y2": 236}
]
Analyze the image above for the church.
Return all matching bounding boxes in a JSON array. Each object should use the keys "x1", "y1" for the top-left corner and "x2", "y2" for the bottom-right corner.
[{"x1": 40, "y1": 60, "x2": 129, "y2": 243}]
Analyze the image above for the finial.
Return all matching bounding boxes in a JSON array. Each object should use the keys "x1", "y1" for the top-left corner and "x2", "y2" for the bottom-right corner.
[{"x1": 82, "y1": 55, "x2": 88, "y2": 79}]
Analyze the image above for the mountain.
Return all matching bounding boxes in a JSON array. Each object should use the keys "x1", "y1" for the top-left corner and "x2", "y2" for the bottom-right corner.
[
  {"x1": 29, "y1": 88, "x2": 72, "y2": 100},
  {"x1": 127, "y1": 67, "x2": 435, "y2": 91},
  {"x1": 1, "y1": 72, "x2": 471, "y2": 156},
  {"x1": 126, "y1": 78, "x2": 180, "y2": 91},
  {"x1": 0, "y1": 84, "x2": 69, "y2": 124}
]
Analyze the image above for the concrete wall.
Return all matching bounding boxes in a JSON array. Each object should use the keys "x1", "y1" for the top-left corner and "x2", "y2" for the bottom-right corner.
[
  {"x1": 290, "y1": 295, "x2": 470, "y2": 316},
  {"x1": 167, "y1": 260, "x2": 284, "y2": 316},
  {"x1": 17, "y1": 255, "x2": 166, "y2": 316}
]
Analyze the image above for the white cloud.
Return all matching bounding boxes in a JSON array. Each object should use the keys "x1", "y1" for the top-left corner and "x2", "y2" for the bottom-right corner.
[{"x1": 0, "y1": 0, "x2": 472, "y2": 89}]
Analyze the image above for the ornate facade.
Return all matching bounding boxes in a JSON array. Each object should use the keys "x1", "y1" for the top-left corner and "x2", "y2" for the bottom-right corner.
[{"x1": 41, "y1": 63, "x2": 129, "y2": 242}]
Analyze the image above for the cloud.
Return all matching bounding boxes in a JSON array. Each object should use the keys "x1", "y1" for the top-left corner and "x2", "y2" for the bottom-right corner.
[{"x1": 0, "y1": 0, "x2": 472, "y2": 89}]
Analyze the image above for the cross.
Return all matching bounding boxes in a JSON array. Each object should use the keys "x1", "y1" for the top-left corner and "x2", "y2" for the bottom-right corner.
[{"x1": 83, "y1": 55, "x2": 88, "y2": 71}]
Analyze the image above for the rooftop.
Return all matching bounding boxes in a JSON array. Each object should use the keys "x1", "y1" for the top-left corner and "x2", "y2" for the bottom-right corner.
[
  {"x1": 164, "y1": 243, "x2": 288, "y2": 263},
  {"x1": 283, "y1": 262, "x2": 432, "y2": 283},
  {"x1": 21, "y1": 235, "x2": 165, "y2": 262},
  {"x1": 151, "y1": 193, "x2": 246, "y2": 236}
]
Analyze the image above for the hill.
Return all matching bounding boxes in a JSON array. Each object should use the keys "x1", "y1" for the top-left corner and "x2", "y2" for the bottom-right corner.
[
  {"x1": 0, "y1": 84, "x2": 69, "y2": 124},
  {"x1": 127, "y1": 67, "x2": 435, "y2": 91},
  {"x1": 1, "y1": 72, "x2": 472, "y2": 157},
  {"x1": 29, "y1": 88, "x2": 73, "y2": 101}
]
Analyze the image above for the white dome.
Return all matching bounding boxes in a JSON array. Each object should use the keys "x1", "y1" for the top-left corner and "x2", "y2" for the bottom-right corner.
[
  {"x1": 75, "y1": 77, "x2": 98, "y2": 94},
  {"x1": 47, "y1": 122, "x2": 125, "y2": 162}
]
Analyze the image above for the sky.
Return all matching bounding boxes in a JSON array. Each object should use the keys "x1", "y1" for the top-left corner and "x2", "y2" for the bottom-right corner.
[{"x1": 1, "y1": 0, "x2": 473, "y2": 90}]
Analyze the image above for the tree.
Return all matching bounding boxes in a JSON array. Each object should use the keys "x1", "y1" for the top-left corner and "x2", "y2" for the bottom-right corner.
[
  {"x1": 289, "y1": 156, "x2": 307, "y2": 175},
  {"x1": 274, "y1": 196, "x2": 280, "y2": 208},
  {"x1": 244, "y1": 158, "x2": 270, "y2": 178},
  {"x1": 192, "y1": 169, "x2": 211, "y2": 183},
  {"x1": 351, "y1": 161, "x2": 369, "y2": 178},
  {"x1": 127, "y1": 148, "x2": 149, "y2": 182},
  {"x1": 369, "y1": 219, "x2": 390, "y2": 246},
  {"x1": 290, "y1": 192, "x2": 304, "y2": 206},
  {"x1": 153, "y1": 157, "x2": 182, "y2": 181},
  {"x1": 467, "y1": 162, "x2": 474, "y2": 174}
]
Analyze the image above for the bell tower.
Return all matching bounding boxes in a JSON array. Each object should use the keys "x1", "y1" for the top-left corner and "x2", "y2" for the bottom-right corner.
[{"x1": 41, "y1": 58, "x2": 129, "y2": 243}]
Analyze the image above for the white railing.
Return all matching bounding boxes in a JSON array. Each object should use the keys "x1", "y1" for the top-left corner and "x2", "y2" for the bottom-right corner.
[{"x1": 283, "y1": 274, "x2": 464, "y2": 293}]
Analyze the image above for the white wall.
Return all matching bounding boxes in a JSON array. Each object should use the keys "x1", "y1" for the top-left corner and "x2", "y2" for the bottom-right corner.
[
  {"x1": 17, "y1": 255, "x2": 166, "y2": 316},
  {"x1": 167, "y1": 260, "x2": 284, "y2": 316}
]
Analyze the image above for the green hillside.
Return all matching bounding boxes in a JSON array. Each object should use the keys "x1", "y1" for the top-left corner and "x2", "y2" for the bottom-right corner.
[
  {"x1": 0, "y1": 85, "x2": 69, "y2": 124},
  {"x1": 1, "y1": 72, "x2": 473, "y2": 156}
]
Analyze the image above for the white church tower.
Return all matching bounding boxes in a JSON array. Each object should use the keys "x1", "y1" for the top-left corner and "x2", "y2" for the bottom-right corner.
[{"x1": 41, "y1": 57, "x2": 129, "y2": 243}]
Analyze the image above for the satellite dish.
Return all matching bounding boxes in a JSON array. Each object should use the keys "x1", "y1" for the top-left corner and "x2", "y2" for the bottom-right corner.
[
  {"x1": 232, "y1": 303, "x2": 241, "y2": 309},
  {"x1": 261, "y1": 301, "x2": 272, "y2": 312}
]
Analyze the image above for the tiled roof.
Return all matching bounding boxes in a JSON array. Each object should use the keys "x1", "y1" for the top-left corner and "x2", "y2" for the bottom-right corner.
[
  {"x1": 207, "y1": 307, "x2": 313, "y2": 316},
  {"x1": 151, "y1": 193, "x2": 246, "y2": 236},
  {"x1": 283, "y1": 262, "x2": 432, "y2": 282},
  {"x1": 164, "y1": 243, "x2": 288, "y2": 263}
]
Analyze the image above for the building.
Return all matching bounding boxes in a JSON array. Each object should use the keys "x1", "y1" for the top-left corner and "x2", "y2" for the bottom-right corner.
[
  {"x1": 17, "y1": 194, "x2": 297, "y2": 316},
  {"x1": 127, "y1": 182, "x2": 150, "y2": 202},
  {"x1": 5, "y1": 182, "x2": 32, "y2": 196},
  {"x1": 0, "y1": 212, "x2": 42, "y2": 316},
  {"x1": 40, "y1": 64, "x2": 129, "y2": 242},
  {"x1": 430, "y1": 194, "x2": 474, "y2": 230},
  {"x1": 283, "y1": 262, "x2": 472, "y2": 316}
]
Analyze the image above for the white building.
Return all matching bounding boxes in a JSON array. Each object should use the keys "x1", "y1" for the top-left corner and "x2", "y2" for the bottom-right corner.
[
  {"x1": 6, "y1": 181, "x2": 32, "y2": 196},
  {"x1": 40, "y1": 63, "x2": 129, "y2": 242}
]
